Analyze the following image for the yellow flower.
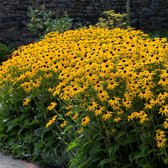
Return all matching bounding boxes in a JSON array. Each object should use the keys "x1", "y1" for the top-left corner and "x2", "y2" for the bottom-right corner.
[
  {"x1": 97, "y1": 90, "x2": 109, "y2": 102},
  {"x1": 94, "y1": 106, "x2": 104, "y2": 116},
  {"x1": 60, "y1": 120, "x2": 68, "y2": 128},
  {"x1": 107, "y1": 80, "x2": 119, "y2": 90},
  {"x1": 81, "y1": 116, "x2": 90, "y2": 126},
  {"x1": 23, "y1": 98, "x2": 31, "y2": 106},
  {"x1": 128, "y1": 111, "x2": 149, "y2": 124},
  {"x1": 66, "y1": 111, "x2": 72, "y2": 116},
  {"x1": 77, "y1": 128, "x2": 84, "y2": 134},
  {"x1": 102, "y1": 111, "x2": 112, "y2": 121},
  {"x1": 45, "y1": 115, "x2": 57, "y2": 128},
  {"x1": 156, "y1": 138, "x2": 167, "y2": 148},
  {"x1": 72, "y1": 113, "x2": 79, "y2": 120},
  {"x1": 159, "y1": 105, "x2": 168, "y2": 116},
  {"x1": 163, "y1": 118, "x2": 168, "y2": 129},
  {"x1": 108, "y1": 97, "x2": 120, "y2": 107},
  {"x1": 122, "y1": 99, "x2": 132, "y2": 109},
  {"x1": 113, "y1": 117, "x2": 121, "y2": 123},
  {"x1": 87, "y1": 100, "x2": 98, "y2": 111},
  {"x1": 139, "y1": 115, "x2": 149, "y2": 124},
  {"x1": 155, "y1": 129, "x2": 166, "y2": 140},
  {"x1": 158, "y1": 77, "x2": 168, "y2": 87},
  {"x1": 155, "y1": 129, "x2": 167, "y2": 148},
  {"x1": 47, "y1": 102, "x2": 57, "y2": 111},
  {"x1": 144, "y1": 99, "x2": 156, "y2": 109},
  {"x1": 138, "y1": 89, "x2": 153, "y2": 100}
]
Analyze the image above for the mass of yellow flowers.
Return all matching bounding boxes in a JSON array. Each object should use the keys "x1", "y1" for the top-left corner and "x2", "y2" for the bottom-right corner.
[{"x1": 0, "y1": 26, "x2": 168, "y2": 148}]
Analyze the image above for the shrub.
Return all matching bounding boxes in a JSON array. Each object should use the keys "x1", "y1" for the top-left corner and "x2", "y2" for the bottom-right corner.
[
  {"x1": 0, "y1": 43, "x2": 12, "y2": 64},
  {"x1": 96, "y1": 10, "x2": 128, "y2": 29},
  {"x1": 0, "y1": 27, "x2": 168, "y2": 167},
  {"x1": 27, "y1": 5, "x2": 72, "y2": 37}
]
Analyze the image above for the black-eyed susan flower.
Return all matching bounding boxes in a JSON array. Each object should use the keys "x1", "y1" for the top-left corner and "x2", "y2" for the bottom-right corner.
[
  {"x1": 159, "y1": 105, "x2": 168, "y2": 116},
  {"x1": 60, "y1": 120, "x2": 68, "y2": 128},
  {"x1": 94, "y1": 106, "x2": 104, "y2": 116},
  {"x1": 23, "y1": 98, "x2": 31, "y2": 106},
  {"x1": 163, "y1": 118, "x2": 168, "y2": 129},
  {"x1": 97, "y1": 89, "x2": 109, "y2": 102},
  {"x1": 77, "y1": 128, "x2": 84, "y2": 134},
  {"x1": 87, "y1": 100, "x2": 98, "y2": 111},
  {"x1": 81, "y1": 116, "x2": 90, "y2": 126},
  {"x1": 108, "y1": 97, "x2": 120, "y2": 107},
  {"x1": 72, "y1": 113, "x2": 79, "y2": 120},
  {"x1": 113, "y1": 117, "x2": 121, "y2": 123},
  {"x1": 102, "y1": 111, "x2": 112, "y2": 121},
  {"x1": 128, "y1": 111, "x2": 149, "y2": 124},
  {"x1": 122, "y1": 99, "x2": 132, "y2": 109},
  {"x1": 138, "y1": 89, "x2": 153, "y2": 100},
  {"x1": 47, "y1": 102, "x2": 57, "y2": 111},
  {"x1": 46, "y1": 115, "x2": 57, "y2": 128},
  {"x1": 155, "y1": 129, "x2": 167, "y2": 148}
]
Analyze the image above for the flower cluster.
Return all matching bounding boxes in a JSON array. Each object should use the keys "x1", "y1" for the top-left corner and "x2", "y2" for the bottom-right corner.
[{"x1": 0, "y1": 27, "x2": 168, "y2": 150}]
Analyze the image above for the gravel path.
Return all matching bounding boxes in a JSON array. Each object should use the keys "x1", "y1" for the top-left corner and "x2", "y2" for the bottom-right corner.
[{"x1": 0, "y1": 152, "x2": 39, "y2": 168}]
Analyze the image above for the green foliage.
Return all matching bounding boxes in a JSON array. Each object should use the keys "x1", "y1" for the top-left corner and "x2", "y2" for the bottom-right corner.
[
  {"x1": 68, "y1": 121, "x2": 160, "y2": 168},
  {"x1": 0, "y1": 85, "x2": 70, "y2": 166},
  {"x1": 0, "y1": 43, "x2": 12, "y2": 63},
  {"x1": 27, "y1": 5, "x2": 72, "y2": 37},
  {"x1": 96, "y1": 10, "x2": 128, "y2": 29}
]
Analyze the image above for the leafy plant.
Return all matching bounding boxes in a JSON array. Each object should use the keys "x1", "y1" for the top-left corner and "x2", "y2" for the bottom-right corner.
[
  {"x1": 27, "y1": 5, "x2": 72, "y2": 37},
  {"x1": 96, "y1": 10, "x2": 128, "y2": 29},
  {"x1": 0, "y1": 84, "x2": 70, "y2": 166},
  {"x1": 0, "y1": 27, "x2": 168, "y2": 167},
  {"x1": 0, "y1": 43, "x2": 12, "y2": 63}
]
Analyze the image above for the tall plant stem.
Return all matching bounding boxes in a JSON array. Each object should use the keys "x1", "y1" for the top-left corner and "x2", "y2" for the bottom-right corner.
[{"x1": 126, "y1": 0, "x2": 131, "y2": 25}]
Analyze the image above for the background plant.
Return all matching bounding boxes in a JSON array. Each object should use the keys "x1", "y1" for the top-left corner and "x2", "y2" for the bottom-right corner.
[
  {"x1": 96, "y1": 10, "x2": 128, "y2": 29},
  {"x1": 0, "y1": 27, "x2": 168, "y2": 167},
  {"x1": 27, "y1": 5, "x2": 72, "y2": 37}
]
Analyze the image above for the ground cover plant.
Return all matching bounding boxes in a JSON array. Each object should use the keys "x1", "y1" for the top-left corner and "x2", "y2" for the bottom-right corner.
[{"x1": 0, "y1": 27, "x2": 168, "y2": 167}]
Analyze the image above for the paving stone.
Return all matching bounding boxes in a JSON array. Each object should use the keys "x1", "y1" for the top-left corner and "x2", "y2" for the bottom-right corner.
[{"x1": 0, "y1": 153, "x2": 39, "y2": 168}]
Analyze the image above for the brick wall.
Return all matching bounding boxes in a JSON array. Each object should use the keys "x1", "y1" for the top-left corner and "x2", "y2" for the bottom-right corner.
[
  {"x1": 131, "y1": 0, "x2": 168, "y2": 31},
  {"x1": 0, "y1": 0, "x2": 167, "y2": 46}
]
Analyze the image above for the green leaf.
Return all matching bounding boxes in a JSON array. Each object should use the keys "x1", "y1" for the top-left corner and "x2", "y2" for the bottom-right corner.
[
  {"x1": 162, "y1": 156, "x2": 168, "y2": 164},
  {"x1": 6, "y1": 118, "x2": 20, "y2": 132},
  {"x1": 115, "y1": 131, "x2": 126, "y2": 140},
  {"x1": 122, "y1": 133, "x2": 137, "y2": 145},
  {"x1": 27, "y1": 119, "x2": 39, "y2": 127},
  {"x1": 98, "y1": 158, "x2": 111, "y2": 167},
  {"x1": 81, "y1": 140, "x2": 92, "y2": 151},
  {"x1": 89, "y1": 145, "x2": 103, "y2": 156},
  {"x1": 67, "y1": 139, "x2": 78, "y2": 151},
  {"x1": 136, "y1": 159, "x2": 157, "y2": 168},
  {"x1": 108, "y1": 144, "x2": 120, "y2": 156},
  {"x1": 63, "y1": 125, "x2": 73, "y2": 133},
  {"x1": 133, "y1": 152, "x2": 146, "y2": 160},
  {"x1": 128, "y1": 152, "x2": 136, "y2": 163}
]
